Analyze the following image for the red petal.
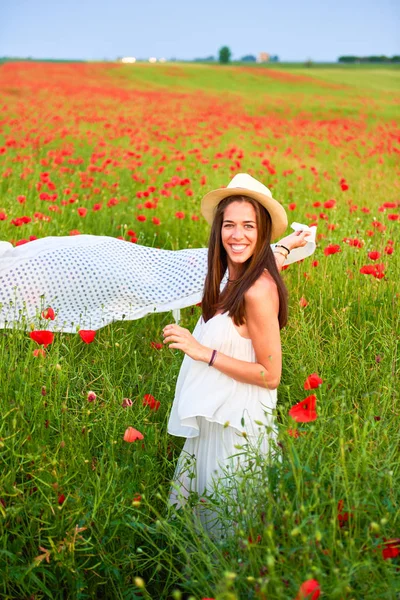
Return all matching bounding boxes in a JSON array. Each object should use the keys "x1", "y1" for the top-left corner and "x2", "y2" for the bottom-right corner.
[
  {"x1": 295, "y1": 579, "x2": 321, "y2": 599},
  {"x1": 123, "y1": 427, "x2": 144, "y2": 442},
  {"x1": 29, "y1": 331, "x2": 54, "y2": 348},
  {"x1": 289, "y1": 395, "x2": 317, "y2": 423},
  {"x1": 79, "y1": 330, "x2": 96, "y2": 344},
  {"x1": 304, "y1": 373, "x2": 323, "y2": 390}
]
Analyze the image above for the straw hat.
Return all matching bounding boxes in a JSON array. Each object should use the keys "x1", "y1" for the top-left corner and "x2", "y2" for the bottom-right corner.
[{"x1": 201, "y1": 173, "x2": 288, "y2": 241}]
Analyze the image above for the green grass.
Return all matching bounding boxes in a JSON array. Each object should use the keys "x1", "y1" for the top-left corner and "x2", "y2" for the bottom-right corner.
[
  {"x1": 110, "y1": 62, "x2": 399, "y2": 120},
  {"x1": 0, "y1": 61, "x2": 399, "y2": 599}
]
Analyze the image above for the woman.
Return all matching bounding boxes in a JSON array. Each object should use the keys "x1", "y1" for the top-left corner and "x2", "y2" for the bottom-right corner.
[{"x1": 163, "y1": 173, "x2": 312, "y2": 533}]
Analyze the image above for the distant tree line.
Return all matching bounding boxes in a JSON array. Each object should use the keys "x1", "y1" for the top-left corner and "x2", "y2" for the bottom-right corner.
[{"x1": 338, "y1": 55, "x2": 400, "y2": 63}]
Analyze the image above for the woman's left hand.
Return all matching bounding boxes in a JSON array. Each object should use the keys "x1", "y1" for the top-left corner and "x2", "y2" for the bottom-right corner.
[
  {"x1": 277, "y1": 229, "x2": 312, "y2": 252},
  {"x1": 162, "y1": 324, "x2": 209, "y2": 362}
]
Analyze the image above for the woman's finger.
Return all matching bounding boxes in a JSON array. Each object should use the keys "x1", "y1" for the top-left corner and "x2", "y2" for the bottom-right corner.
[{"x1": 164, "y1": 334, "x2": 180, "y2": 343}]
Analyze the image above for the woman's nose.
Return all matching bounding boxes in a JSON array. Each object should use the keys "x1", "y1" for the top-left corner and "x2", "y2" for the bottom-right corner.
[{"x1": 232, "y1": 226, "x2": 244, "y2": 239}]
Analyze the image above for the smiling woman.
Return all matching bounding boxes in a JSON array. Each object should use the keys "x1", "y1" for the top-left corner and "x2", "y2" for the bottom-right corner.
[
  {"x1": 222, "y1": 202, "x2": 258, "y2": 265},
  {"x1": 164, "y1": 173, "x2": 314, "y2": 537},
  {"x1": 0, "y1": 225, "x2": 315, "y2": 333}
]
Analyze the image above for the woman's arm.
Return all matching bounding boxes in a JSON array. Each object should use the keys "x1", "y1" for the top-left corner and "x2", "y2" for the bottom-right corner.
[
  {"x1": 273, "y1": 250, "x2": 287, "y2": 271},
  {"x1": 163, "y1": 277, "x2": 281, "y2": 390},
  {"x1": 273, "y1": 229, "x2": 312, "y2": 270},
  {"x1": 205, "y1": 277, "x2": 281, "y2": 389}
]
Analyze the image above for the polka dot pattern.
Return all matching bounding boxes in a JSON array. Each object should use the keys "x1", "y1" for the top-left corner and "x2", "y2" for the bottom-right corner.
[
  {"x1": 0, "y1": 224, "x2": 315, "y2": 332},
  {"x1": 0, "y1": 236, "x2": 208, "y2": 332}
]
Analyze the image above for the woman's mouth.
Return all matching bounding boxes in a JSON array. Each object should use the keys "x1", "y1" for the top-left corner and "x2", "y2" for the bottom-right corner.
[{"x1": 229, "y1": 244, "x2": 249, "y2": 254}]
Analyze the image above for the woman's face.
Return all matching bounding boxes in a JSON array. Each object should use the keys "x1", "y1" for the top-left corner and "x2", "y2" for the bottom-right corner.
[{"x1": 221, "y1": 201, "x2": 258, "y2": 271}]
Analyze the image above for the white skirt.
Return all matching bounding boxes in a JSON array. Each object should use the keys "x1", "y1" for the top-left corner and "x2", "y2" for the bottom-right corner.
[{"x1": 168, "y1": 417, "x2": 279, "y2": 538}]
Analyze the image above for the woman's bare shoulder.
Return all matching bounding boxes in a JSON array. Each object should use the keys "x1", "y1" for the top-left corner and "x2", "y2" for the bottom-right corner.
[
  {"x1": 245, "y1": 270, "x2": 277, "y2": 298},
  {"x1": 244, "y1": 271, "x2": 279, "y2": 314}
]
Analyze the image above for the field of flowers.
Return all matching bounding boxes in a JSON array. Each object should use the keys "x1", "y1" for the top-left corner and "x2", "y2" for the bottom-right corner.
[{"x1": 0, "y1": 61, "x2": 399, "y2": 599}]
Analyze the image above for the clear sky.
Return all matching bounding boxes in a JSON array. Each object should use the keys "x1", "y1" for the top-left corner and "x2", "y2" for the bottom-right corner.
[{"x1": 1, "y1": 0, "x2": 399, "y2": 62}]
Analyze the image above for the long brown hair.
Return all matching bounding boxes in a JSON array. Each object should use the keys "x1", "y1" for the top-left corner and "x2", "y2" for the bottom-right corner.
[{"x1": 201, "y1": 195, "x2": 288, "y2": 329}]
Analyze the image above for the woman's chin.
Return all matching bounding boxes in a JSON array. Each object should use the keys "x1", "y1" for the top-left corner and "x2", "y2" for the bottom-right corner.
[{"x1": 228, "y1": 252, "x2": 252, "y2": 265}]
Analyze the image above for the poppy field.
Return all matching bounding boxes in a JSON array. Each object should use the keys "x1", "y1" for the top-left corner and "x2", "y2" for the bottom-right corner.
[{"x1": 0, "y1": 61, "x2": 399, "y2": 599}]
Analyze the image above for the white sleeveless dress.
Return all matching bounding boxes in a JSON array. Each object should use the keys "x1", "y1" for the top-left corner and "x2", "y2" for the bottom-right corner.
[{"x1": 167, "y1": 311, "x2": 280, "y2": 532}]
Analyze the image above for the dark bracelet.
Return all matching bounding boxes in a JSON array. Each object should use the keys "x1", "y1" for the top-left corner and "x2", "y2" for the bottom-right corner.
[
  {"x1": 208, "y1": 349, "x2": 217, "y2": 366},
  {"x1": 275, "y1": 244, "x2": 290, "y2": 255}
]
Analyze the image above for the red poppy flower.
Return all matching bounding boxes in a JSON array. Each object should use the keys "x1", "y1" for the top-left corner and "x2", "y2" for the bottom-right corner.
[
  {"x1": 289, "y1": 395, "x2": 317, "y2": 423},
  {"x1": 343, "y1": 237, "x2": 363, "y2": 248},
  {"x1": 41, "y1": 307, "x2": 55, "y2": 320},
  {"x1": 288, "y1": 428, "x2": 300, "y2": 438},
  {"x1": 287, "y1": 429, "x2": 307, "y2": 438},
  {"x1": 79, "y1": 330, "x2": 96, "y2": 344},
  {"x1": 123, "y1": 427, "x2": 144, "y2": 442},
  {"x1": 337, "y1": 499, "x2": 351, "y2": 527},
  {"x1": 368, "y1": 251, "x2": 380, "y2": 260},
  {"x1": 323, "y1": 199, "x2": 336, "y2": 209},
  {"x1": 299, "y1": 297, "x2": 308, "y2": 307},
  {"x1": 77, "y1": 207, "x2": 87, "y2": 217},
  {"x1": 295, "y1": 579, "x2": 320, "y2": 599},
  {"x1": 323, "y1": 244, "x2": 341, "y2": 256},
  {"x1": 150, "y1": 341, "x2": 163, "y2": 350},
  {"x1": 143, "y1": 394, "x2": 160, "y2": 411},
  {"x1": 304, "y1": 373, "x2": 323, "y2": 390},
  {"x1": 30, "y1": 330, "x2": 54, "y2": 348},
  {"x1": 382, "y1": 539, "x2": 400, "y2": 560},
  {"x1": 248, "y1": 534, "x2": 262, "y2": 544},
  {"x1": 360, "y1": 265, "x2": 376, "y2": 275},
  {"x1": 33, "y1": 348, "x2": 46, "y2": 358},
  {"x1": 58, "y1": 493, "x2": 66, "y2": 505},
  {"x1": 360, "y1": 263, "x2": 385, "y2": 278}
]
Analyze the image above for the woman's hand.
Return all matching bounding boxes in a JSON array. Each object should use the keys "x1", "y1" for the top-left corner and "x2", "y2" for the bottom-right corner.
[
  {"x1": 277, "y1": 229, "x2": 312, "y2": 252},
  {"x1": 162, "y1": 323, "x2": 210, "y2": 362}
]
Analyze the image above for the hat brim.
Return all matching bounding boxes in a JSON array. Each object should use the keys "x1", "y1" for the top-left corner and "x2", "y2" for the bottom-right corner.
[{"x1": 200, "y1": 187, "x2": 288, "y2": 241}]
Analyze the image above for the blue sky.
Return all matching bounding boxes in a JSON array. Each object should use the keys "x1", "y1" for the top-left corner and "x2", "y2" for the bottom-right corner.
[{"x1": 1, "y1": 0, "x2": 399, "y2": 62}]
